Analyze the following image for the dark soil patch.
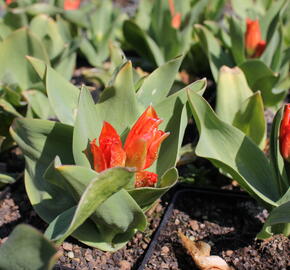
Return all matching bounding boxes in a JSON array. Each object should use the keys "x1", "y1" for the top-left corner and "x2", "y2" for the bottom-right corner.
[
  {"x1": 143, "y1": 189, "x2": 290, "y2": 270},
  {"x1": 0, "y1": 178, "x2": 167, "y2": 270}
]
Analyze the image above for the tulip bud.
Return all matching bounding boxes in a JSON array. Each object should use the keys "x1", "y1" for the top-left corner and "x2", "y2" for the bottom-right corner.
[
  {"x1": 245, "y1": 18, "x2": 266, "y2": 58},
  {"x1": 64, "y1": 0, "x2": 81, "y2": 10},
  {"x1": 279, "y1": 104, "x2": 290, "y2": 162}
]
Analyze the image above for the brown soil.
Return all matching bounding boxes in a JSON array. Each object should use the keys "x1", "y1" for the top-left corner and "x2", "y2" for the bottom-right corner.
[
  {"x1": 143, "y1": 189, "x2": 290, "y2": 270},
  {"x1": 0, "y1": 178, "x2": 167, "y2": 270}
]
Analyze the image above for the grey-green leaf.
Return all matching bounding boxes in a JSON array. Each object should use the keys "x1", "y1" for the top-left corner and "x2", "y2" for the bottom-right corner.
[
  {"x1": 187, "y1": 90, "x2": 279, "y2": 208},
  {"x1": 0, "y1": 224, "x2": 58, "y2": 270}
]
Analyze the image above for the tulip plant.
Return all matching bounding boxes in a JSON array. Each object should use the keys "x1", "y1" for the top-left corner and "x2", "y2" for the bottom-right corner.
[
  {"x1": 215, "y1": 66, "x2": 266, "y2": 148},
  {"x1": 68, "y1": 0, "x2": 127, "y2": 67},
  {"x1": 187, "y1": 90, "x2": 290, "y2": 238},
  {"x1": 0, "y1": 3, "x2": 77, "y2": 80},
  {"x1": 10, "y1": 55, "x2": 206, "y2": 250},
  {"x1": 195, "y1": 0, "x2": 290, "y2": 108},
  {"x1": 123, "y1": 0, "x2": 209, "y2": 68}
]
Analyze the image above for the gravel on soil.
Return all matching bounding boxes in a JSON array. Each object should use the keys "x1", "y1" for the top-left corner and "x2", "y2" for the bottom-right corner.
[{"x1": 144, "y1": 190, "x2": 290, "y2": 270}]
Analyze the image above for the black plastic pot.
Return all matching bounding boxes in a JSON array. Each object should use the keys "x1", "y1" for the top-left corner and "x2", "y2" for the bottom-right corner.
[{"x1": 137, "y1": 187, "x2": 252, "y2": 270}]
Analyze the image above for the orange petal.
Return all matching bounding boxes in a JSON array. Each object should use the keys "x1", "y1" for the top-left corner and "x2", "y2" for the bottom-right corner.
[
  {"x1": 90, "y1": 139, "x2": 106, "y2": 172},
  {"x1": 144, "y1": 131, "x2": 170, "y2": 169},
  {"x1": 125, "y1": 137, "x2": 147, "y2": 171},
  {"x1": 171, "y1": 13, "x2": 182, "y2": 29},
  {"x1": 279, "y1": 104, "x2": 290, "y2": 161},
  {"x1": 110, "y1": 143, "x2": 126, "y2": 168},
  {"x1": 245, "y1": 18, "x2": 264, "y2": 57},
  {"x1": 253, "y1": 40, "x2": 266, "y2": 58},
  {"x1": 124, "y1": 106, "x2": 158, "y2": 149},
  {"x1": 64, "y1": 0, "x2": 80, "y2": 10},
  {"x1": 135, "y1": 171, "x2": 158, "y2": 188},
  {"x1": 99, "y1": 121, "x2": 123, "y2": 168}
]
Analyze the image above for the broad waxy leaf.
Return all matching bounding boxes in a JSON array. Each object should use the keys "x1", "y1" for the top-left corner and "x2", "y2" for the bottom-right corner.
[
  {"x1": 30, "y1": 14, "x2": 64, "y2": 60},
  {"x1": 73, "y1": 86, "x2": 100, "y2": 167},
  {"x1": 45, "y1": 162, "x2": 146, "y2": 251},
  {"x1": 26, "y1": 3, "x2": 61, "y2": 16},
  {"x1": 194, "y1": 24, "x2": 234, "y2": 82},
  {"x1": 45, "y1": 167, "x2": 137, "y2": 244},
  {"x1": 0, "y1": 28, "x2": 49, "y2": 90},
  {"x1": 153, "y1": 79, "x2": 206, "y2": 176},
  {"x1": 239, "y1": 60, "x2": 282, "y2": 107},
  {"x1": 23, "y1": 90, "x2": 55, "y2": 120},
  {"x1": 28, "y1": 54, "x2": 79, "y2": 123},
  {"x1": 96, "y1": 61, "x2": 140, "y2": 133},
  {"x1": 229, "y1": 17, "x2": 245, "y2": 65},
  {"x1": 187, "y1": 91, "x2": 280, "y2": 208},
  {"x1": 0, "y1": 224, "x2": 58, "y2": 270},
  {"x1": 46, "y1": 66, "x2": 79, "y2": 125},
  {"x1": 216, "y1": 66, "x2": 252, "y2": 124},
  {"x1": 233, "y1": 92, "x2": 266, "y2": 148},
  {"x1": 123, "y1": 20, "x2": 165, "y2": 67},
  {"x1": 10, "y1": 118, "x2": 75, "y2": 222},
  {"x1": 137, "y1": 55, "x2": 183, "y2": 107}
]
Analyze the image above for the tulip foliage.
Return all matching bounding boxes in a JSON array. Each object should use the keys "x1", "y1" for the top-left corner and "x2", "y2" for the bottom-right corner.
[
  {"x1": 195, "y1": 0, "x2": 290, "y2": 108},
  {"x1": 188, "y1": 90, "x2": 290, "y2": 238},
  {"x1": 10, "y1": 55, "x2": 206, "y2": 250},
  {"x1": 123, "y1": 0, "x2": 209, "y2": 68},
  {"x1": 0, "y1": 224, "x2": 58, "y2": 270},
  {"x1": 215, "y1": 66, "x2": 266, "y2": 148}
]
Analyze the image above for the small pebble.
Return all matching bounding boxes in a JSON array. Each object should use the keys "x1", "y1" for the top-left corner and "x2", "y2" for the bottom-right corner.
[
  {"x1": 67, "y1": 251, "x2": 74, "y2": 259},
  {"x1": 161, "y1": 246, "x2": 170, "y2": 255},
  {"x1": 189, "y1": 220, "x2": 199, "y2": 230},
  {"x1": 225, "y1": 250, "x2": 233, "y2": 256},
  {"x1": 62, "y1": 242, "x2": 73, "y2": 251},
  {"x1": 119, "y1": 260, "x2": 131, "y2": 270}
]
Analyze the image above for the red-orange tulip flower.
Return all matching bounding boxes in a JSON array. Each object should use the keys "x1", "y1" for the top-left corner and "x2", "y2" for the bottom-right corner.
[
  {"x1": 245, "y1": 18, "x2": 266, "y2": 58},
  {"x1": 64, "y1": 0, "x2": 81, "y2": 10},
  {"x1": 90, "y1": 106, "x2": 169, "y2": 187},
  {"x1": 168, "y1": 0, "x2": 181, "y2": 29},
  {"x1": 6, "y1": 0, "x2": 12, "y2": 5},
  {"x1": 279, "y1": 104, "x2": 290, "y2": 162}
]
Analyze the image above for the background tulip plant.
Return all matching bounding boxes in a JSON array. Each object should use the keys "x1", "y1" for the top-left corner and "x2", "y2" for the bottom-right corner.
[
  {"x1": 10, "y1": 55, "x2": 206, "y2": 250},
  {"x1": 215, "y1": 66, "x2": 266, "y2": 148},
  {"x1": 195, "y1": 0, "x2": 290, "y2": 108},
  {"x1": 123, "y1": 0, "x2": 209, "y2": 68},
  {"x1": 188, "y1": 90, "x2": 290, "y2": 238}
]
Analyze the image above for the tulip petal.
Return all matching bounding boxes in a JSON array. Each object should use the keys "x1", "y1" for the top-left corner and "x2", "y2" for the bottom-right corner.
[
  {"x1": 99, "y1": 122, "x2": 123, "y2": 168},
  {"x1": 90, "y1": 139, "x2": 106, "y2": 172},
  {"x1": 245, "y1": 18, "x2": 265, "y2": 58},
  {"x1": 135, "y1": 171, "x2": 158, "y2": 188},
  {"x1": 253, "y1": 40, "x2": 266, "y2": 58},
  {"x1": 279, "y1": 104, "x2": 290, "y2": 161},
  {"x1": 64, "y1": 0, "x2": 80, "y2": 10},
  {"x1": 125, "y1": 137, "x2": 147, "y2": 171},
  {"x1": 124, "y1": 106, "x2": 158, "y2": 149},
  {"x1": 145, "y1": 131, "x2": 170, "y2": 169},
  {"x1": 171, "y1": 13, "x2": 182, "y2": 29},
  {"x1": 110, "y1": 143, "x2": 126, "y2": 168}
]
